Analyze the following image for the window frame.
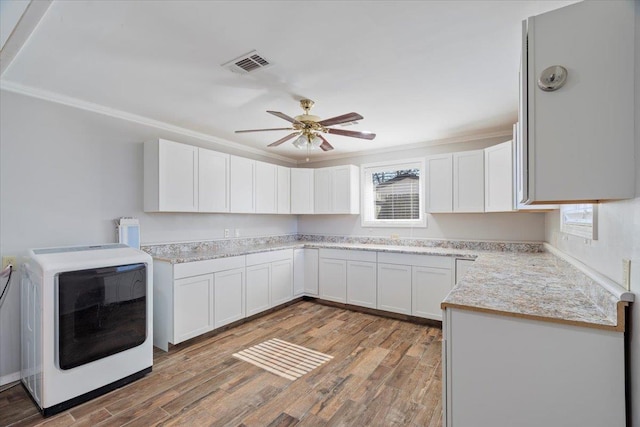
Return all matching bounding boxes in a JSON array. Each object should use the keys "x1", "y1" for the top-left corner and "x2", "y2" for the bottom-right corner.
[
  {"x1": 360, "y1": 159, "x2": 426, "y2": 228},
  {"x1": 560, "y1": 204, "x2": 598, "y2": 240}
]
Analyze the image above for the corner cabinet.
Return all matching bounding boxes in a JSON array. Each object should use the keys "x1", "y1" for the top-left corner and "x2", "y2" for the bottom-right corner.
[
  {"x1": 314, "y1": 165, "x2": 360, "y2": 214},
  {"x1": 519, "y1": 1, "x2": 635, "y2": 204}
]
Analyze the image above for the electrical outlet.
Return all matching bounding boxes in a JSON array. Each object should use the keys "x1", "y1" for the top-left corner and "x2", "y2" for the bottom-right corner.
[
  {"x1": 235, "y1": 229, "x2": 241, "y2": 237},
  {"x1": 390, "y1": 233, "x2": 400, "y2": 240},
  {"x1": 622, "y1": 259, "x2": 631, "y2": 291},
  {"x1": 2, "y1": 256, "x2": 17, "y2": 270},
  {"x1": 224, "y1": 229, "x2": 230, "y2": 238}
]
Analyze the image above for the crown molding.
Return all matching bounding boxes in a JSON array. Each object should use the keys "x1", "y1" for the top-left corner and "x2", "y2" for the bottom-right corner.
[
  {"x1": 0, "y1": 80, "x2": 299, "y2": 165},
  {"x1": 298, "y1": 129, "x2": 513, "y2": 165}
]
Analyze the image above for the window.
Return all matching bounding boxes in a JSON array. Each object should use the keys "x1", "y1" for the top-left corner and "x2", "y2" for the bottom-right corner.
[
  {"x1": 361, "y1": 160, "x2": 426, "y2": 227},
  {"x1": 560, "y1": 204, "x2": 598, "y2": 240}
]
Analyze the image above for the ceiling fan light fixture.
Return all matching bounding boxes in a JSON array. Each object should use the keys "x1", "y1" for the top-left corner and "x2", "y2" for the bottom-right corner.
[
  {"x1": 311, "y1": 134, "x2": 323, "y2": 148},
  {"x1": 292, "y1": 135, "x2": 307, "y2": 149}
]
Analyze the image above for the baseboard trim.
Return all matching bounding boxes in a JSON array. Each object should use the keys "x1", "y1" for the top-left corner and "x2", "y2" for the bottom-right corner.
[{"x1": 0, "y1": 371, "x2": 20, "y2": 387}]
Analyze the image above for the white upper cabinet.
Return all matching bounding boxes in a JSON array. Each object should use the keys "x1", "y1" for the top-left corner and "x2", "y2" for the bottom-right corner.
[
  {"x1": 254, "y1": 161, "x2": 277, "y2": 214},
  {"x1": 314, "y1": 165, "x2": 359, "y2": 214},
  {"x1": 290, "y1": 168, "x2": 314, "y2": 214},
  {"x1": 484, "y1": 141, "x2": 513, "y2": 213},
  {"x1": 520, "y1": 1, "x2": 635, "y2": 204},
  {"x1": 199, "y1": 148, "x2": 230, "y2": 213},
  {"x1": 453, "y1": 150, "x2": 484, "y2": 213},
  {"x1": 425, "y1": 154, "x2": 453, "y2": 213},
  {"x1": 277, "y1": 166, "x2": 291, "y2": 214},
  {"x1": 144, "y1": 139, "x2": 199, "y2": 212},
  {"x1": 230, "y1": 155, "x2": 255, "y2": 213}
]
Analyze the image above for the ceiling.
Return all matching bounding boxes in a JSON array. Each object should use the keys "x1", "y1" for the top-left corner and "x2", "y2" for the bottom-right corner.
[{"x1": 1, "y1": 0, "x2": 578, "y2": 163}]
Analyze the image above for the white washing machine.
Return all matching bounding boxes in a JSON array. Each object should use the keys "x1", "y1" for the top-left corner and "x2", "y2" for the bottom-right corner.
[{"x1": 21, "y1": 244, "x2": 153, "y2": 416}]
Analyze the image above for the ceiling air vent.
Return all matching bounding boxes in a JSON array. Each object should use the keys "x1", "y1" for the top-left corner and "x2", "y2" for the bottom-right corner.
[{"x1": 222, "y1": 50, "x2": 273, "y2": 74}]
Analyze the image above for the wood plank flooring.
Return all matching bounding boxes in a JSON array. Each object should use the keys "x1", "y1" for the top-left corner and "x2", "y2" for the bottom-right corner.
[{"x1": 0, "y1": 301, "x2": 442, "y2": 427}]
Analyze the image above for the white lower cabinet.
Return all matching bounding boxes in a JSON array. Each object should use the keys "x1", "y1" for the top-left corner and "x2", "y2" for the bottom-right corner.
[
  {"x1": 214, "y1": 268, "x2": 245, "y2": 328},
  {"x1": 347, "y1": 261, "x2": 377, "y2": 309},
  {"x1": 246, "y1": 264, "x2": 271, "y2": 316},
  {"x1": 173, "y1": 274, "x2": 214, "y2": 343},
  {"x1": 295, "y1": 248, "x2": 319, "y2": 296},
  {"x1": 319, "y1": 257, "x2": 347, "y2": 303},
  {"x1": 377, "y1": 263, "x2": 412, "y2": 315},
  {"x1": 412, "y1": 266, "x2": 452, "y2": 320},
  {"x1": 271, "y1": 259, "x2": 293, "y2": 306},
  {"x1": 443, "y1": 308, "x2": 625, "y2": 427}
]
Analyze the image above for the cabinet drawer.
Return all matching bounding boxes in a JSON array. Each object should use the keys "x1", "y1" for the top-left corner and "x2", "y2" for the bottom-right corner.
[
  {"x1": 319, "y1": 248, "x2": 350, "y2": 260},
  {"x1": 246, "y1": 249, "x2": 293, "y2": 266},
  {"x1": 174, "y1": 255, "x2": 245, "y2": 279},
  {"x1": 377, "y1": 252, "x2": 453, "y2": 269}
]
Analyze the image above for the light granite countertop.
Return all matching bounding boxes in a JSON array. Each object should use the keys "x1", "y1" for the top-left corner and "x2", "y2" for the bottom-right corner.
[
  {"x1": 149, "y1": 241, "x2": 479, "y2": 264},
  {"x1": 146, "y1": 238, "x2": 632, "y2": 332}
]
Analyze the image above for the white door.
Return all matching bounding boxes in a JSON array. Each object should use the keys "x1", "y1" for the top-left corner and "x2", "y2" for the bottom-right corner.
[
  {"x1": 484, "y1": 141, "x2": 513, "y2": 212},
  {"x1": 173, "y1": 274, "x2": 213, "y2": 343},
  {"x1": 377, "y1": 263, "x2": 412, "y2": 314},
  {"x1": 412, "y1": 266, "x2": 453, "y2": 320},
  {"x1": 271, "y1": 259, "x2": 293, "y2": 306},
  {"x1": 319, "y1": 258, "x2": 347, "y2": 303},
  {"x1": 347, "y1": 261, "x2": 377, "y2": 309},
  {"x1": 453, "y1": 150, "x2": 485, "y2": 212},
  {"x1": 246, "y1": 264, "x2": 271, "y2": 317},
  {"x1": 158, "y1": 140, "x2": 198, "y2": 212},
  {"x1": 277, "y1": 166, "x2": 291, "y2": 214},
  {"x1": 293, "y1": 249, "x2": 305, "y2": 296},
  {"x1": 314, "y1": 168, "x2": 332, "y2": 214},
  {"x1": 198, "y1": 148, "x2": 229, "y2": 212},
  {"x1": 332, "y1": 166, "x2": 351, "y2": 213},
  {"x1": 304, "y1": 248, "x2": 319, "y2": 296},
  {"x1": 214, "y1": 268, "x2": 245, "y2": 328},
  {"x1": 425, "y1": 154, "x2": 453, "y2": 213},
  {"x1": 255, "y1": 161, "x2": 277, "y2": 213},
  {"x1": 290, "y1": 168, "x2": 314, "y2": 214},
  {"x1": 230, "y1": 155, "x2": 255, "y2": 213}
]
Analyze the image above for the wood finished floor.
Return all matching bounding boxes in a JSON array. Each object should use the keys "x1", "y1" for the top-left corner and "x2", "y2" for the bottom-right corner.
[{"x1": 0, "y1": 301, "x2": 443, "y2": 427}]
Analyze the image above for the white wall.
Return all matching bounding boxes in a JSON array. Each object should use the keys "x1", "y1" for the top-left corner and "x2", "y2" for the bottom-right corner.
[
  {"x1": 0, "y1": 90, "x2": 298, "y2": 382},
  {"x1": 299, "y1": 137, "x2": 547, "y2": 242},
  {"x1": 545, "y1": 4, "x2": 639, "y2": 424}
]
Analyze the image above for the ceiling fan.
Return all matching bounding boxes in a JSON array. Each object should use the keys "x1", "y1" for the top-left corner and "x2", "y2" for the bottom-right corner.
[{"x1": 235, "y1": 99, "x2": 376, "y2": 160}]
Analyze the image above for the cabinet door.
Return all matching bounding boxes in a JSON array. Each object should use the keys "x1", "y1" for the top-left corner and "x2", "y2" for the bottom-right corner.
[
  {"x1": 304, "y1": 248, "x2": 319, "y2": 296},
  {"x1": 271, "y1": 259, "x2": 293, "y2": 307},
  {"x1": 412, "y1": 266, "x2": 452, "y2": 321},
  {"x1": 319, "y1": 258, "x2": 347, "y2": 303},
  {"x1": 230, "y1": 156, "x2": 255, "y2": 213},
  {"x1": 198, "y1": 148, "x2": 229, "y2": 212},
  {"x1": 158, "y1": 140, "x2": 198, "y2": 212},
  {"x1": 246, "y1": 264, "x2": 271, "y2": 317},
  {"x1": 453, "y1": 150, "x2": 484, "y2": 213},
  {"x1": 425, "y1": 154, "x2": 453, "y2": 213},
  {"x1": 526, "y1": 1, "x2": 634, "y2": 203},
  {"x1": 293, "y1": 249, "x2": 305, "y2": 296},
  {"x1": 314, "y1": 168, "x2": 332, "y2": 214},
  {"x1": 214, "y1": 268, "x2": 245, "y2": 328},
  {"x1": 484, "y1": 141, "x2": 513, "y2": 212},
  {"x1": 277, "y1": 166, "x2": 291, "y2": 214},
  {"x1": 255, "y1": 161, "x2": 277, "y2": 213},
  {"x1": 347, "y1": 261, "x2": 377, "y2": 309},
  {"x1": 173, "y1": 274, "x2": 213, "y2": 343},
  {"x1": 290, "y1": 168, "x2": 314, "y2": 214},
  {"x1": 332, "y1": 166, "x2": 358, "y2": 214},
  {"x1": 377, "y1": 263, "x2": 411, "y2": 315}
]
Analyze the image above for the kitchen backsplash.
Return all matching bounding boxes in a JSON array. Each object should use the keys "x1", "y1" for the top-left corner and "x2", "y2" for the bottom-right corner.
[{"x1": 142, "y1": 234, "x2": 544, "y2": 256}]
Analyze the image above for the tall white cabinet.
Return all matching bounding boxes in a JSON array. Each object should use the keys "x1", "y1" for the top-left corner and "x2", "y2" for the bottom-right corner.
[
  {"x1": 519, "y1": 0, "x2": 635, "y2": 204},
  {"x1": 314, "y1": 165, "x2": 360, "y2": 214},
  {"x1": 425, "y1": 151, "x2": 484, "y2": 213}
]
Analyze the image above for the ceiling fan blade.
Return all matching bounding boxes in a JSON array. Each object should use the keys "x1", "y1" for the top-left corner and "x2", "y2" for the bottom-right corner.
[
  {"x1": 267, "y1": 132, "x2": 299, "y2": 147},
  {"x1": 235, "y1": 127, "x2": 294, "y2": 133},
  {"x1": 267, "y1": 110, "x2": 303, "y2": 125},
  {"x1": 326, "y1": 128, "x2": 376, "y2": 140},
  {"x1": 318, "y1": 135, "x2": 334, "y2": 151},
  {"x1": 317, "y1": 112, "x2": 364, "y2": 127}
]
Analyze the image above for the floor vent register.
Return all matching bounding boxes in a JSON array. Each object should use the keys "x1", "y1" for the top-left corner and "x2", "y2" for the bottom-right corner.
[{"x1": 232, "y1": 338, "x2": 333, "y2": 380}]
